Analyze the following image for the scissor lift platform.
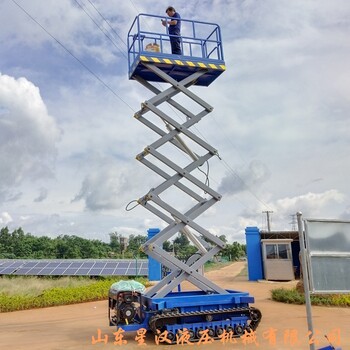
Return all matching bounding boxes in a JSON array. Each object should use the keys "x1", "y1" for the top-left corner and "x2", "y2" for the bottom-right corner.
[
  {"x1": 128, "y1": 13, "x2": 226, "y2": 86},
  {"x1": 110, "y1": 12, "x2": 262, "y2": 342}
]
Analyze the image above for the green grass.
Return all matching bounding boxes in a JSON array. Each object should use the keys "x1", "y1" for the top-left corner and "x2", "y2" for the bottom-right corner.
[
  {"x1": 0, "y1": 276, "x2": 93, "y2": 297},
  {"x1": 271, "y1": 287, "x2": 350, "y2": 307},
  {"x1": 0, "y1": 276, "x2": 149, "y2": 312}
]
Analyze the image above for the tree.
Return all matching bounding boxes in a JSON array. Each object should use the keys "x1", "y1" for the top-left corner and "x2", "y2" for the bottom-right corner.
[
  {"x1": 126, "y1": 235, "x2": 147, "y2": 258},
  {"x1": 173, "y1": 232, "x2": 190, "y2": 248},
  {"x1": 109, "y1": 232, "x2": 121, "y2": 255},
  {"x1": 0, "y1": 227, "x2": 151, "y2": 259},
  {"x1": 162, "y1": 240, "x2": 173, "y2": 252},
  {"x1": 55, "y1": 237, "x2": 78, "y2": 258},
  {"x1": 221, "y1": 242, "x2": 246, "y2": 261},
  {"x1": 218, "y1": 235, "x2": 227, "y2": 243},
  {"x1": 172, "y1": 233, "x2": 199, "y2": 260},
  {"x1": 31, "y1": 236, "x2": 56, "y2": 258},
  {"x1": 12, "y1": 228, "x2": 32, "y2": 258},
  {"x1": 0, "y1": 227, "x2": 13, "y2": 256}
]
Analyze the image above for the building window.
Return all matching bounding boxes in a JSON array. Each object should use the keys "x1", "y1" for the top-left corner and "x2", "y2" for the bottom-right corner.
[
  {"x1": 266, "y1": 244, "x2": 277, "y2": 259},
  {"x1": 266, "y1": 243, "x2": 290, "y2": 259},
  {"x1": 278, "y1": 244, "x2": 289, "y2": 259}
]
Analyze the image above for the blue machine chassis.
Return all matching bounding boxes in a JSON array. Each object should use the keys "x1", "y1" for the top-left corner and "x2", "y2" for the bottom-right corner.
[{"x1": 110, "y1": 289, "x2": 261, "y2": 342}]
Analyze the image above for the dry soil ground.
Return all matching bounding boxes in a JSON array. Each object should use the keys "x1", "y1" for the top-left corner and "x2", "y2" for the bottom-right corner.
[{"x1": 0, "y1": 262, "x2": 348, "y2": 350}]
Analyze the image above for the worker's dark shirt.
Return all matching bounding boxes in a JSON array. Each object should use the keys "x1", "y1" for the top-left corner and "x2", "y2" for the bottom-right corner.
[{"x1": 168, "y1": 12, "x2": 181, "y2": 35}]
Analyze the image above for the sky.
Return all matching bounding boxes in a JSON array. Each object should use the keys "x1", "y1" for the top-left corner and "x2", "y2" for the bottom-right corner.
[{"x1": 0, "y1": 0, "x2": 349, "y2": 244}]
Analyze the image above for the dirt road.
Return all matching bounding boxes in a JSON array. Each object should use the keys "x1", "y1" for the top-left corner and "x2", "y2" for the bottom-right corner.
[{"x1": 0, "y1": 262, "x2": 348, "y2": 350}]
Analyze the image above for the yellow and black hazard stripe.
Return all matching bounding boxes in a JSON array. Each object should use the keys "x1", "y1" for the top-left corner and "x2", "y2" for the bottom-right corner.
[{"x1": 139, "y1": 55, "x2": 226, "y2": 71}]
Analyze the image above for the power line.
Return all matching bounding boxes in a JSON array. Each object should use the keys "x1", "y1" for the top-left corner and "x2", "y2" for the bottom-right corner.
[
  {"x1": 73, "y1": 0, "x2": 127, "y2": 59},
  {"x1": 12, "y1": 0, "x2": 273, "y2": 215},
  {"x1": 11, "y1": 0, "x2": 135, "y2": 113},
  {"x1": 205, "y1": 171, "x2": 260, "y2": 213},
  {"x1": 204, "y1": 108, "x2": 275, "y2": 211},
  {"x1": 12, "y1": 0, "x2": 211, "y2": 201},
  {"x1": 129, "y1": 0, "x2": 141, "y2": 17},
  {"x1": 220, "y1": 158, "x2": 272, "y2": 210},
  {"x1": 86, "y1": 0, "x2": 128, "y2": 47}
]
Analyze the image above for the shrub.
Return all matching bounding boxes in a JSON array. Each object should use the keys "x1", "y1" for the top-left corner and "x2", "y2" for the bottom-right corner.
[
  {"x1": 271, "y1": 287, "x2": 350, "y2": 307},
  {"x1": 0, "y1": 276, "x2": 149, "y2": 312}
]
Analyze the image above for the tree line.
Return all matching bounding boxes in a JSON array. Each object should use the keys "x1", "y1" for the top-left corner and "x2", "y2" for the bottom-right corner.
[{"x1": 0, "y1": 227, "x2": 246, "y2": 261}]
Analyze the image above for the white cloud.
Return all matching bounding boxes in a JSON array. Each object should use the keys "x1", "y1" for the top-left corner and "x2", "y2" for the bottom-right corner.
[
  {"x1": 340, "y1": 206, "x2": 350, "y2": 221},
  {"x1": 0, "y1": 212, "x2": 13, "y2": 225},
  {"x1": 73, "y1": 164, "x2": 127, "y2": 211},
  {"x1": 34, "y1": 187, "x2": 49, "y2": 203},
  {"x1": 2, "y1": 0, "x2": 126, "y2": 65},
  {"x1": 72, "y1": 156, "x2": 154, "y2": 211},
  {"x1": 0, "y1": 73, "x2": 61, "y2": 203},
  {"x1": 275, "y1": 190, "x2": 345, "y2": 216},
  {"x1": 1, "y1": 1, "x2": 349, "y2": 243},
  {"x1": 218, "y1": 160, "x2": 270, "y2": 196}
]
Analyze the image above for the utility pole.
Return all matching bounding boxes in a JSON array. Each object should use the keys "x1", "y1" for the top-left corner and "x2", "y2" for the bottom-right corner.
[{"x1": 262, "y1": 210, "x2": 273, "y2": 232}]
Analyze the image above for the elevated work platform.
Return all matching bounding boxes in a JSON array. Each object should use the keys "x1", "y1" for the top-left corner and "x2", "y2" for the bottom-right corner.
[
  {"x1": 109, "y1": 14, "x2": 263, "y2": 341},
  {"x1": 127, "y1": 14, "x2": 226, "y2": 86}
]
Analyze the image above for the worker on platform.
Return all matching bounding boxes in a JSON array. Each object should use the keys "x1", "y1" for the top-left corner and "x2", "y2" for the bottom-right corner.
[{"x1": 161, "y1": 6, "x2": 182, "y2": 55}]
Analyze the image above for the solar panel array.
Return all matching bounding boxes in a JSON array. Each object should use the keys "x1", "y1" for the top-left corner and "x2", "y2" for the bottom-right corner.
[{"x1": 0, "y1": 259, "x2": 148, "y2": 277}]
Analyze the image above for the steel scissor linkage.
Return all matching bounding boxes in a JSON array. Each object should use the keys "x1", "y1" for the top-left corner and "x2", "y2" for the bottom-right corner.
[{"x1": 134, "y1": 65, "x2": 227, "y2": 298}]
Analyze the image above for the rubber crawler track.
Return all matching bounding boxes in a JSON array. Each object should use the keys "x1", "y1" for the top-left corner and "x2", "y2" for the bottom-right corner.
[{"x1": 149, "y1": 306, "x2": 262, "y2": 344}]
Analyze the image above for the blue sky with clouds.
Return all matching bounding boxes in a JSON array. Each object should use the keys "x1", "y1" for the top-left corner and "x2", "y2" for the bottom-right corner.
[{"x1": 0, "y1": 0, "x2": 349, "y2": 243}]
